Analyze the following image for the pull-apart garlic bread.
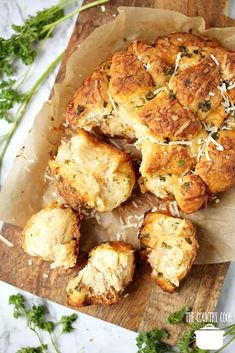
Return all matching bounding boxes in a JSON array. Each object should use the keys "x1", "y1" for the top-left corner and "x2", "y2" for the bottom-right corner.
[
  {"x1": 49, "y1": 129, "x2": 135, "y2": 212},
  {"x1": 139, "y1": 212, "x2": 198, "y2": 293},
  {"x1": 23, "y1": 202, "x2": 81, "y2": 269},
  {"x1": 67, "y1": 241, "x2": 135, "y2": 306},
  {"x1": 65, "y1": 32, "x2": 235, "y2": 214}
]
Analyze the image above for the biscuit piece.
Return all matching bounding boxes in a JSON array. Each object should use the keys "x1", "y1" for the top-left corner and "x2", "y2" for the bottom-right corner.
[
  {"x1": 109, "y1": 51, "x2": 154, "y2": 110},
  {"x1": 67, "y1": 241, "x2": 135, "y2": 306},
  {"x1": 23, "y1": 203, "x2": 81, "y2": 269},
  {"x1": 195, "y1": 130, "x2": 235, "y2": 193},
  {"x1": 139, "y1": 212, "x2": 198, "y2": 293},
  {"x1": 174, "y1": 174, "x2": 209, "y2": 213},
  {"x1": 138, "y1": 174, "x2": 178, "y2": 200},
  {"x1": 169, "y1": 58, "x2": 222, "y2": 121},
  {"x1": 155, "y1": 32, "x2": 219, "y2": 66},
  {"x1": 139, "y1": 90, "x2": 201, "y2": 141},
  {"x1": 139, "y1": 139, "x2": 193, "y2": 176},
  {"x1": 49, "y1": 129, "x2": 135, "y2": 212},
  {"x1": 128, "y1": 40, "x2": 171, "y2": 87},
  {"x1": 66, "y1": 62, "x2": 135, "y2": 139}
]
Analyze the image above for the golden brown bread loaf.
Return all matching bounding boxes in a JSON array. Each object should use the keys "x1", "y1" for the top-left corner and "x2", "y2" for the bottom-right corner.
[
  {"x1": 139, "y1": 212, "x2": 198, "y2": 293},
  {"x1": 23, "y1": 202, "x2": 81, "y2": 269},
  {"x1": 67, "y1": 241, "x2": 135, "y2": 306},
  {"x1": 65, "y1": 32, "x2": 235, "y2": 214}
]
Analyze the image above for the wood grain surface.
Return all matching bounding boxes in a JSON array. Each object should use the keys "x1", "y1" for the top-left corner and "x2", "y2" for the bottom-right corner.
[{"x1": 0, "y1": 0, "x2": 234, "y2": 345}]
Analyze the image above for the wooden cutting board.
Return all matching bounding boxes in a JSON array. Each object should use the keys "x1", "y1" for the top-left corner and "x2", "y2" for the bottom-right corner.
[{"x1": 0, "y1": 0, "x2": 234, "y2": 345}]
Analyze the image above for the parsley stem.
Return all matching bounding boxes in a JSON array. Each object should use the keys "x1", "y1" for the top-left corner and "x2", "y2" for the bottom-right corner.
[
  {"x1": 214, "y1": 335, "x2": 235, "y2": 353},
  {"x1": 21, "y1": 305, "x2": 48, "y2": 353},
  {"x1": 42, "y1": 0, "x2": 108, "y2": 34},
  {"x1": 31, "y1": 327, "x2": 48, "y2": 353},
  {"x1": 49, "y1": 332, "x2": 61, "y2": 353},
  {"x1": 0, "y1": 51, "x2": 64, "y2": 170}
]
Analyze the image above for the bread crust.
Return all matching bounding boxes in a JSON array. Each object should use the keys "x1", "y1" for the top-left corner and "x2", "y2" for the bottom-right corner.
[
  {"x1": 23, "y1": 202, "x2": 81, "y2": 269},
  {"x1": 195, "y1": 130, "x2": 235, "y2": 193},
  {"x1": 139, "y1": 212, "x2": 198, "y2": 293},
  {"x1": 49, "y1": 129, "x2": 135, "y2": 212},
  {"x1": 67, "y1": 241, "x2": 135, "y2": 306}
]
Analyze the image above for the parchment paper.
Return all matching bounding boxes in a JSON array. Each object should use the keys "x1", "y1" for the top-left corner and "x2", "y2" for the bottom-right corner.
[{"x1": 0, "y1": 7, "x2": 235, "y2": 264}]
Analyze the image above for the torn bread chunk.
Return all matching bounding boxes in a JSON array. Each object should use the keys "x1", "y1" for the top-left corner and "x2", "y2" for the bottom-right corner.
[
  {"x1": 154, "y1": 32, "x2": 219, "y2": 67},
  {"x1": 66, "y1": 61, "x2": 136, "y2": 139},
  {"x1": 67, "y1": 241, "x2": 135, "y2": 306},
  {"x1": 138, "y1": 90, "x2": 201, "y2": 141},
  {"x1": 49, "y1": 129, "x2": 135, "y2": 212},
  {"x1": 139, "y1": 212, "x2": 198, "y2": 293},
  {"x1": 174, "y1": 174, "x2": 209, "y2": 214},
  {"x1": 128, "y1": 40, "x2": 171, "y2": 87},
  {"x1": 195, "y1": 130, "x2": 235, "y2": 193},
  {"x1": 23, "y1": 202, "x2": 81, "y2": 269}
]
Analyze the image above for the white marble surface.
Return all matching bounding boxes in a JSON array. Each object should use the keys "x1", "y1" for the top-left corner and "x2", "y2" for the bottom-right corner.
[{"x1": 0, "y1": 1, "x2": 235, "y2": 352}]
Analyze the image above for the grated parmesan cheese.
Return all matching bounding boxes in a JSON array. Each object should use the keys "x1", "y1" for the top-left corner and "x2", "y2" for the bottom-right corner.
[
  {"x1": 0, "y1": 234, "x2": 14, "y2": 247},
  {"x1": 172, "y1": 52, "x2": 182, "y2": 76},
  {"x1": 122, "y1": 223, "x2": 137, "y2": 229},
  {"x1": 107, "y1": 91, "x2": 117, "y2": 112},
  {"x1": 119, "y1": 216, "x2": 124, "y2": 225},
  {"x1": 169, "y1": 201, "x2": 180, "y2": 217},
  {"x1": 151, "y1": 206, "x2": 159, "y2": 212},
  {"x1": 169, "y1": 140, "x2": 192, "y2": 146},
  {"x1": 210, "y1": 54, "x2": 219, "y2": 66},
  {"x1": 144, "y1": 61, "x2": 151, "y2": 72},
  {"x1": 132, "y1": 200, "x2": 138, "y2": 208},
  {"x1": 109, "y1": 138, "x2": 121, "y2": 150},
  {"x1": 44, "y1": 174, "x2": 54, "y2": 181},
  {"x1": 228, "y1": 82, "x2": 235, "y2": 90}
]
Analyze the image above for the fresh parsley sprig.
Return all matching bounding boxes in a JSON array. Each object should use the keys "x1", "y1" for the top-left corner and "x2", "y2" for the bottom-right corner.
[
  {"x1": 168, "y1": 306, "x2": 191, "y2": 325},
  {"x1": 57, "y1": 313, "x2": 78, "y2": 334},
  {"x1": 0, "y1": 0, "x2": 108, "y2": 77},
  {"x1": 9, "y1": 294, "x2": 78, "y2": 353},
  {"x1": 136, "y1": 329, "x2": 174, "y2": 353},
  {"x1": 0, "y1": 0, "x2": 108, "y2": 179}
]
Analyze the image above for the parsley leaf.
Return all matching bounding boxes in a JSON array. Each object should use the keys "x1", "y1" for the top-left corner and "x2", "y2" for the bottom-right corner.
[
  {"x1": 25, "y1": 304, "x2": 54, "y2": 333},
  {"x1": 9, "y1": 294, "x2": 25, "y2": 318},
  {"x1": 168, "y1": 306, "x2": 191, "y2": 325},
  {"x1": 16, "y1": 345, "x2": 47, "y2": 353},
  {"x1": 136, "y1": 329, "x2": 173, "y2": 353},
  {"x1": 0, "y1": 4, "x2": 65, "y2": 75},
  {"x1": 198, "y1": 100, "x2": 211, "y2": 112},
  {"x1": 58, "y1": 313, "x2": 78, "y2": 333},
  {"x1": 177, "y1": 321, "x2": 209, "y2": 353},
  {"x1": 178, "y1": 159, "x2": 186, "y2": 167},
  {"x1": 0, "y1": 80, "x2": 25, "y2": 122}
]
